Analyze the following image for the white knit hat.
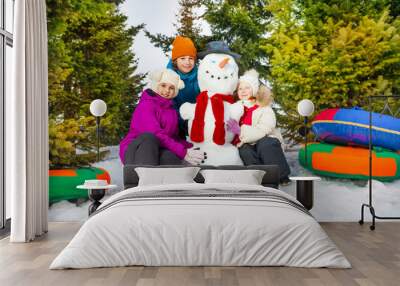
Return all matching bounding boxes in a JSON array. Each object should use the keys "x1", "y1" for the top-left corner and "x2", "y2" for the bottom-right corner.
[
  {"x1": 149, "y1": 69, "x2": 185, "y2": 96},
  {"x1": 239, "y1": 69, "x2": 259, "y2": 96}
]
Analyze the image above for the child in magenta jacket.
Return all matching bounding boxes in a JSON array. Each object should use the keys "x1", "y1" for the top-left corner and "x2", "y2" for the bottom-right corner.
[{"x1": 119, "y1": 69, "x2": 205, "y2": 165}]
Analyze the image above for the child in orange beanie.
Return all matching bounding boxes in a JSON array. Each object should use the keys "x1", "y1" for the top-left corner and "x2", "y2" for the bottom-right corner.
[
  {"x1": 167, "y1": 35, "x2": 200, "y2": 137},
  {"x1": 167, "y1": 36, "x2": 199, "y2": 108}
]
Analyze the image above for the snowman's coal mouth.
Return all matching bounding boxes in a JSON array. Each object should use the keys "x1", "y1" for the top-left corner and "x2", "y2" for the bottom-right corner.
[{"x1": 206, "y1": 70, "x2": 234, "y2": 80}]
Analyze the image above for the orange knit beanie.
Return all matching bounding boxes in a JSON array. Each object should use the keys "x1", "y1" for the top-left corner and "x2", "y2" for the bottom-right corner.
[{"x1": 171, "y1": 36, "x2": 197, "y2": 61}]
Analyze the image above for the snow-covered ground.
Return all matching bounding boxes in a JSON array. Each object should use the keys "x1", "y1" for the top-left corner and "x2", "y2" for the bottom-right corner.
[
  {"x1": 281, "y1": 150, "x2": 400, "y2": 221},
  {"x1": 49, "y1": 146, "x2": 400, "y2": 222}
]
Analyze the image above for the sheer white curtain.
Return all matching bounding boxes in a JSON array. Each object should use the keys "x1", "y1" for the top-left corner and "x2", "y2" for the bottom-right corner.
[{"x1": 9, "y1": 0, "x2": 48, "y2": 242}]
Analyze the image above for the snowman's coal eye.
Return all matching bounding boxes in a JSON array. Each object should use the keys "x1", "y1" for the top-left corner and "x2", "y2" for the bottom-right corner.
[
  {"x1": 211, "y1": 75, "x2": 214, "y2": 78},
  {"x1": 206, "y1": 70, "x2": 209, "y2": 74},
  {"x1": 230, "y1": 73, "x2": 233, "y2": 77}
]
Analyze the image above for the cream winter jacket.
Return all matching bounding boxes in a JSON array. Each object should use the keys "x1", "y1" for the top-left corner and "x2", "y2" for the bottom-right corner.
[{"x1": 237, "y1": 105, "x2": 284, "y2": 148}]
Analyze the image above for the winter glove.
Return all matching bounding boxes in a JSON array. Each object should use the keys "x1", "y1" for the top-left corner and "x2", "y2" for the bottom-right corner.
[
  {"x1": 226, "y1": 119, "x2": 241, "y2": 135},
  {"x1": 184, "y1": 147, "x2": 206, "y2": 165}
]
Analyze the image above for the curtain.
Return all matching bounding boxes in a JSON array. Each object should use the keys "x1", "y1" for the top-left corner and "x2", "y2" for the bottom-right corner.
[{"x1": 9, "y1": 0, "x2": 48, "y2": 242}]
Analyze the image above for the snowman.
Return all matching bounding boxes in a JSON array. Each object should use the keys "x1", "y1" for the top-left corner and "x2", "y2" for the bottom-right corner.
[{"x1": 180, "y1": 41, "x2": 244, "y2": 165}]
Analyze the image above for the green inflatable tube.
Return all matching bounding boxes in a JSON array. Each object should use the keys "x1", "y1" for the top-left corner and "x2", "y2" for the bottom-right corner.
[{"x1": 49, "y1": 167, "x2": 111, "y2": 203}]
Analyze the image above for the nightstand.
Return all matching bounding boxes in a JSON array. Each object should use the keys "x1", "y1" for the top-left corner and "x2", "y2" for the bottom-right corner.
[
  {"x1": 289, "y1": 176, "x2": 321, "y2": 210},
  {"x1": 77, "y1": 180, "x2": 117, "y2": 215}
]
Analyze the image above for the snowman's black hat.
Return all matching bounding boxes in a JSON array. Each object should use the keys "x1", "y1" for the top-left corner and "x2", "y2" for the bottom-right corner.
[{"x1": 197, "y1": 41, "x2": 241, "y2": 60}]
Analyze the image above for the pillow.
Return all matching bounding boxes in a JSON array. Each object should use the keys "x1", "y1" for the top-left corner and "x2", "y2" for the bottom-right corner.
[
  {"x1": 200, "y1": 169, "x2": 266, "y2": 185},
  {"x1": 135, "y1": 167, "x2": 201, "y2": 186}
]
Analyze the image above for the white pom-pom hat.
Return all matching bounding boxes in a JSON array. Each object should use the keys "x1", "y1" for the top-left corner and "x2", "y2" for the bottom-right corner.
[
  {"x1": 239, "y1": 69, "x2": 260, "y2": 96},
  {"x1": 149, "y1": 69, "x2": 185, "y2": 96}
]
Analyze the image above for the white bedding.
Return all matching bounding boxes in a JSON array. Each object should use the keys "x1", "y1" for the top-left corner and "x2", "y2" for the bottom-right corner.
[{"x1": 50, "y1": 183, "x2": 351, "y2": 269}]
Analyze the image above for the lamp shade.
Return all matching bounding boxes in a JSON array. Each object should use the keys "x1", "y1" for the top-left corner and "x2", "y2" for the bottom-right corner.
[
  {"x1": 90, "y1": 99, "x2": 107, "y2": 117},
  {"x1": 297, "y1": 99, "x2": 314, "y2": 117}
]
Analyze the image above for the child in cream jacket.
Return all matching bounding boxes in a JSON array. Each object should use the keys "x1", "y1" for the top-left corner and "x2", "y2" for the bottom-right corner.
[{"x1": 227, "y1": 70, "x2": 291, "y2": 185}]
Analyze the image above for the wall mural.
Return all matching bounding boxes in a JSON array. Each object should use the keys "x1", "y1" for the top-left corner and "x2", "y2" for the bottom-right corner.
[{"x1": 46, "y1": 0, "x2": 400, "y2": 225}]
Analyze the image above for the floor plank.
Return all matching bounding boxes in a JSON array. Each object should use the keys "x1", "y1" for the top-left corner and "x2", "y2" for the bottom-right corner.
[{"x1": 0, "y1": 222, "x2": 399, "y2": 286}]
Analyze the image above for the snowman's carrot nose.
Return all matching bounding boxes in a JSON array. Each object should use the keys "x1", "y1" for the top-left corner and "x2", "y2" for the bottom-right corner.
[{"x1": 219, "y1": 57, "x2": 230, "y2": 69}]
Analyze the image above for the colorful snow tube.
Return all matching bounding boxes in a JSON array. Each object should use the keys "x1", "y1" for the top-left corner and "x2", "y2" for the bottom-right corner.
[
  {"x1": 299, "y1": 142, "x2": 400, "y2": 182},
  {"x1": 312, "y1": 107, "x2": 400, "y2": 151},
  {"x1": 49, "y1": 167, "x2": 111, "y2": 203}
]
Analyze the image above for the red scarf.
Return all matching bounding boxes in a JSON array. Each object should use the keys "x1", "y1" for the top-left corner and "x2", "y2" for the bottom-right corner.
[
  {"x1": 232, "y1": 104, "x2": 259, "y2": 146},
  {"x1": 190, "y1": 91, "x2": 235, "y2": 145}
]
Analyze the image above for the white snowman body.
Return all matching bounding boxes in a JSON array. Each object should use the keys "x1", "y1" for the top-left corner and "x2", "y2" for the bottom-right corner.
[{"x1": 180, "y1": 53, "x2": 244, "y2": 165}]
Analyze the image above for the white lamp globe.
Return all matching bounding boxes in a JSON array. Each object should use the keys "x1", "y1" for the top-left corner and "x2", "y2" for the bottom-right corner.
[
  {"x1": 297, "y1": 99, "x2": 314, "y2": 117},
  {"x1": 90, "y1": 99, "x2": 107, "y2": 117}
]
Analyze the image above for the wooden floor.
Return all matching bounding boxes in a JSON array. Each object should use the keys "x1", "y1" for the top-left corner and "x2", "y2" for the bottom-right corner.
[{"x1": 0, "y1": 222, "x2": 399, "y2": 286}]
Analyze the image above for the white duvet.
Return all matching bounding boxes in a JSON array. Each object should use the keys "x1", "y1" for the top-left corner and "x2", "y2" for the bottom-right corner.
[{"x1": 50, "y1": 183, "x2": 350, "y2": 269}]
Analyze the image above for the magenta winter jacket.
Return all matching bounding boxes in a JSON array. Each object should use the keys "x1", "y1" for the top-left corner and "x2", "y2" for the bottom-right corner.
[{"x1": 119, "y1": 89, "x2": 193, "y2": 163}]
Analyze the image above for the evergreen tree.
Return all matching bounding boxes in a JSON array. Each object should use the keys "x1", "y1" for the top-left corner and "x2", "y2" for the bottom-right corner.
[
  {"x1": 203, "y1": 0, "x2": 273, "y2": 75},
  {"x1": 265, "y1": 0, "x2": 400, "y2": 143},
  {"x1": 389, "y1": 0, "x2": 400, "y2": 17},
  {"x1": 49, "y1": 117, "x2": 97, "y2": 167},
  {"x1": 47, "y1": 0, "x2": 145, "y2": 166},
  {"x1": 174, "y1": 0, "x2": 202, "y2": 39},
  {"x1": 146, "y1": 0, "x2": 273, "y2": 75},
  {"x1": 145, "y1": 0, "x2": 206, "y2": 55}
]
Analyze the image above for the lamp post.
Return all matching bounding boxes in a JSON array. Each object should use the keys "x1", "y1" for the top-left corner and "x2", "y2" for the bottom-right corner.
[
  {"x1": 89, "y1": 99, "x2": 107, "y2": 162},
  {"x1": 297, "y1": 99, "x2": 314, "y2": 167}
]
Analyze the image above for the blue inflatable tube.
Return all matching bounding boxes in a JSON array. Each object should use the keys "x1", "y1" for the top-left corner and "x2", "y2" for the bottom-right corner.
[{"x1": 312, "y1": 107, "x2": 400, "y2": 151}]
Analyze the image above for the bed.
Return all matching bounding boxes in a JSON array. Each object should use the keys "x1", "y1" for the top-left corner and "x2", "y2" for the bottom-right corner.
[{"x1": 50, "y1": 165, "x2": 350, "y2": 269}]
